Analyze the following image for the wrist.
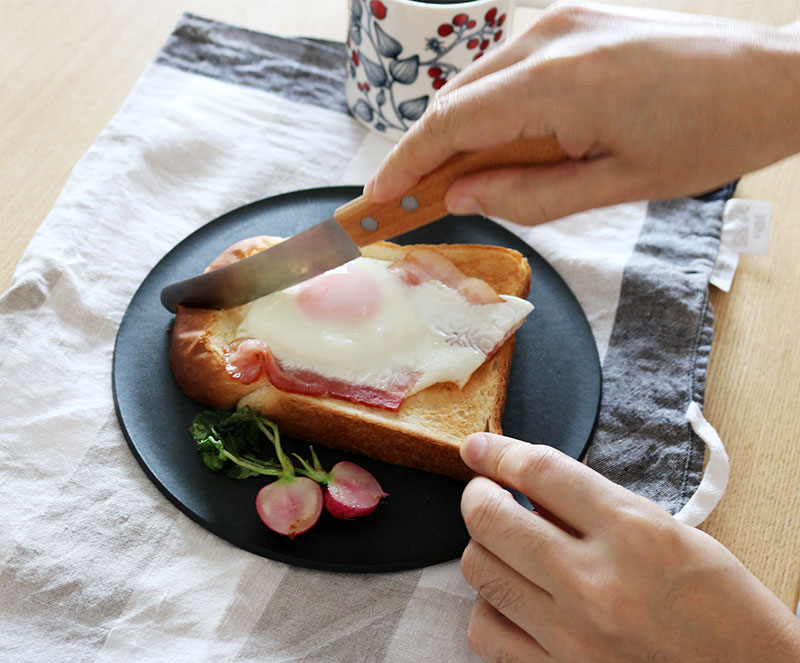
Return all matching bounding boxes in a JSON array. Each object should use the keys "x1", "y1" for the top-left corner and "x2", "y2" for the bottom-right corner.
[{"x1": 761, "y1": 22, "x2": 800, "y2": 158}]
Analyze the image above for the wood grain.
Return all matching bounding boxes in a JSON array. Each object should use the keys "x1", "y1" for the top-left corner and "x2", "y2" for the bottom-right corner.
[
  {"x1": 335, "y1": 137, "x2": 564, "y2": 246},
  {"x1": 1, "y1": 0, "x2": 798, "y2": 610},
  {"x1": 704, "y1": 155, "x2": 800, "y2": 607}
]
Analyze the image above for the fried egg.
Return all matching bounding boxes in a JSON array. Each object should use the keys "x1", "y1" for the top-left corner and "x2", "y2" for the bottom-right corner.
[{"x1": 235, "y1": 255, "x2": 533, "y2": 396}]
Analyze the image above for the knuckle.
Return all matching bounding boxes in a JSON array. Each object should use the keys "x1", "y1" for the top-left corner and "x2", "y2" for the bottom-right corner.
[
  {"x1": 518, "y1": 521, "x2": 554, "y2": 561},
  {"x1": 465, "y1": 614, "x2": 488, "y2": 658},
  {"x1": 510, "y1": 189, "x2": 551, "y2": 225},
  {"x1": 507, "y1": 444, "x2": 566, "y2": 484},
  {"x1": 550, "y1": 620, "x2": 595, "y2": 662},
  {"x1": 495, "y1": 652, "x2": 524, "y2": 663},
  {"x1": 569, "y1": 571, "x2": 634, "y2": 637},
  {"x1": 608, "y1": 502, "x2": 655, "y2": 531},
  {"x1": 479, "y1": 577, "x2": 523, "y2": 616},
  {"x1": 606, "y1": 501, "x2": 682, "y2": 551},
  {"x1": 541, "y1": 1, "x2": 596, "y2": 28},
  {"x1": 461, "y1": 546, "x2": 524, "y2": 617},
  {"x1": 482, "y1": 169, "x2": 555, "y2": 226},
  {"x1": 459, "y1": 540, "x2": 484, "y2": 584},
  {"x1": 417, "y1": 92, "x2": 457, "y2": 143},
  {"x1": 466, "y1": 602, "x2": 526, "y2": 663},
  {"x1": 462, "y1": 482, "x2": 511, "y2": 538}
]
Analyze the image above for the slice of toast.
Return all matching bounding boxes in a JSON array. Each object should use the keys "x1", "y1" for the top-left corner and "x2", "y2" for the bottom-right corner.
[{"x1": 169, "y1": 237, "x2": 531, "y2": 480}]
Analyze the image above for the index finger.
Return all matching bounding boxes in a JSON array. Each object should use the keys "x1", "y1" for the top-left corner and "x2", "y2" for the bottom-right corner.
[
  {"x1": 364, "y1": 60, "x2": 549, "y2": 203},
  {"x1": 461, "y1": 433, "x2": 638, "y2": 534}
]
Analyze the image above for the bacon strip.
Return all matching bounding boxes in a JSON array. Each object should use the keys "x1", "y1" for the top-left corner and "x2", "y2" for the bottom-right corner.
[
  {"x1": 389, "y1": 248, "x2": 502, "y2": 304},
  {"x1": 224, "y1": 339, "x2": 417, "y2": 411},
  {"x1": 224, "y1": 250, "x2": 516, "y2": 410}
]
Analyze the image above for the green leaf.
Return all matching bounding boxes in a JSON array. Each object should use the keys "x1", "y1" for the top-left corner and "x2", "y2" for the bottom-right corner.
[
  {"x1": 189, "y1": 407, "x2": 288, "y2": 480},
  {"x1": 227, "y1": 465, "x2": 262, "y2": 480},
  {"x1": 190, "y1": 410, "x2": 230, "y2": 442},
  {"x1": 196, "y1": 435, "x2": 227, "y2": 472}
]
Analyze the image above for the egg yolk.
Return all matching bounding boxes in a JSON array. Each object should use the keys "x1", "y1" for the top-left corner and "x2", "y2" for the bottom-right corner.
[{"x1": 295, "y1": 265, "x2": 382, "y2": 323}]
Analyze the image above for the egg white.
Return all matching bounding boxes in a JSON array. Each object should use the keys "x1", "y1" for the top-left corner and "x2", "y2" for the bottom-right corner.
[{"x1": 235, "y1": 257, "x2": 533, "y2": 395}]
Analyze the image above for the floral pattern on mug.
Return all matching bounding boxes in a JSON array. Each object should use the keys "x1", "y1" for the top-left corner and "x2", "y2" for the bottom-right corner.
[{"x1": 347, "y1": 0, "x2": 506, "y2": 134}]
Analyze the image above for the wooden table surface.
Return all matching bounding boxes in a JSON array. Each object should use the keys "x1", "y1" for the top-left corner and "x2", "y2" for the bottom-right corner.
[{"x1": 2, "y1": 0, "x2": 798, "y2": 610}]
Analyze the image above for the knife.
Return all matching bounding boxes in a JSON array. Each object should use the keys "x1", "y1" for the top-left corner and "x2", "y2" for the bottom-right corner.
[{"x1": 160, "y1": 136, "x2": 564, "y2": 312}]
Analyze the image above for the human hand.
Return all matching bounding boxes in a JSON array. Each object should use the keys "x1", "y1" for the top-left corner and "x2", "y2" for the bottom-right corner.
[
  {"x1": 458, "y1": 433, "x2": 800, "y2": 662},
  {"x1": 365, "y1": 2, "x2": 800, "y2": 224}
]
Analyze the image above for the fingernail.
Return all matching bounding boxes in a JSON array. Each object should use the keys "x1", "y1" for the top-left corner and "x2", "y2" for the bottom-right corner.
[
  {"x1": 462, "y1": 433, "x2": 489, "y2": 466},
  {"x1": 447, "y1": 195, "x2": 484, "y2": 216},
  {"x1": 363, "y1": 173, "x2": 377, "y2": 198}
]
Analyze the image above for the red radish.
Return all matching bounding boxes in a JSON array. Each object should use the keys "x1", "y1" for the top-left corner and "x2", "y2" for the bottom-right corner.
[
  {"x1": 191, "y1": 407, "x2": 385, "y2": 537},
  {"x1": 250, "y1": 415, "x2": 324, "y2": 538},
  {"x1": 323, "y1": 461, "x2": 389, "y2": 519},
  {"x1": 251, "y1": 415, "x2": 386, "y2": 531},
  {"x1": 293, "y1": 450, "x2": 388, "y2": 520},
  {"x1": 255, "y1": 477, "x2": 323, "y2": 538}
]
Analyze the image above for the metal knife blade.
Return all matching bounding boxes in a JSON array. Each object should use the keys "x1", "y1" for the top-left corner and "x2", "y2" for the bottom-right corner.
[
  {"x1": 160, "y1": 217, "x2": 360, "y2": 311},
  {"x1": 160, "y1": 136, "x2": 566, "y2": 312}
]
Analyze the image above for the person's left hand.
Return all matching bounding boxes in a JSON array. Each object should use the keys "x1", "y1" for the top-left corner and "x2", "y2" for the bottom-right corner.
[{"x1": 459, "y1": 433, "x2": 800, "y2": 663}]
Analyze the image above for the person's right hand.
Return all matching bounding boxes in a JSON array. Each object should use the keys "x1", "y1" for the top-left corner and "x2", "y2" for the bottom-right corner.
[{"x1": 365, "y1": 2, "x2": 800, "y2": 224}]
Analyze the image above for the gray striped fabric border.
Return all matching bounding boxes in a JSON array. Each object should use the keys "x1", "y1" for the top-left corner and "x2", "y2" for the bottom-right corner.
[
  {"x1": 584, "y1": 196, "x2": 725, "y2": 513},
  {"x1": 157, "y1": 14, "x2": 348, "y2": 114},
  {"x1": 156, "y1": 13, "x2": 731, "y2": 514}
]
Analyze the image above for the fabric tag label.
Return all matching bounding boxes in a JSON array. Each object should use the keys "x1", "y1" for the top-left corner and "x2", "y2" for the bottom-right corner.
[
  {"x1": 722, "y1": 198, "x2": 771, "y2": 255},
  {"x1": 710, "y1": 198, "x2": 771, "y2": 291}
]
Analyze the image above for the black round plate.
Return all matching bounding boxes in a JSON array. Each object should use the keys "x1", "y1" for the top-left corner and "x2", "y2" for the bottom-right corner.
[{"x1": 112, "y1": 186, "x2": 601, "y2": 573}]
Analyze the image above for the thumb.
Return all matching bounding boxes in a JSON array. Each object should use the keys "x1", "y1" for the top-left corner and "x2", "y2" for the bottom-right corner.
[{"x1": 444, "y1": 156, "x2": 639, "y2": 224}]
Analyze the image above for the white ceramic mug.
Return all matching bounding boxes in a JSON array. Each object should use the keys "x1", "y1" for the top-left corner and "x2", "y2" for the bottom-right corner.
[{"x1": 345, "y1": 0, "x2": 550, "y2": 140}]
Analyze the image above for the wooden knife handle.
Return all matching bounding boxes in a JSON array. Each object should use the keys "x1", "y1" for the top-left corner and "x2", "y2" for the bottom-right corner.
[{"x1": 333, "y1": 135, "x2": 565, "y2": 247}]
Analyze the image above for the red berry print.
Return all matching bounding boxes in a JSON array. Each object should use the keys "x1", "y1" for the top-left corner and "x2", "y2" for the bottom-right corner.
[
  {"x1": 467, "y1": 20, "x2": 476, "y2": 28},
  {"x1": 498, "y1": 13, "x2": 506, "y2": 27},
  {"x1": 369, "y1": 1, "x2": 387, "y2": 19},
  {"x1": 428, "y1": 66, "x2": 443, "y2": 78},
  {"x1": 433, "y1": 78, "x2": 447, "y2": 90},
  {"x1": 364, "y1": 83, "x2": 370, "y2": 91},
  {"x1": 467, "y1": 38, "x2": 479, "y2": 49},
  {"x1": 485, "y1": 8, "x2": 497, "y2": 22},
  {"x1": 480, "y1": 39, "x2": 490, "y2": 51},
  {"x1": 352, "y1": 50, "x2": 359, "y2": 66},
  {"x1": 453, "y1": 13, "x2": 469, "y2": 27},
  {"x1": 473, "y1": 53, "x2": 483, "y2": 61},
  {"x1": 494, "y1": 30, "x2": 503, "y2": 42},
  {"x1": 437, "y1": 23, "x2": 453, "y2": 37}
]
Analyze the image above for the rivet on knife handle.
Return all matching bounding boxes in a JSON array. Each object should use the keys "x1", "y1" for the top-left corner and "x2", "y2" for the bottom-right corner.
[{"x1": 335, "y1": 135, "x2": 565, "y2": 247}]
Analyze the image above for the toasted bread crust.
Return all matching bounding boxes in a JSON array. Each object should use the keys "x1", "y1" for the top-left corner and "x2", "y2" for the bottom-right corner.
[
  {"x1": 169, "y1": 236, "x2": 531, "y2": 480},
  {"x1": 169, "y1": 236, "x2": 282, "y2": 408}
]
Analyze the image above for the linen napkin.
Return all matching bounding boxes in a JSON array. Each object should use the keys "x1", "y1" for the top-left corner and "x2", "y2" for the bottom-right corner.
[{"x1": 0, "y1": 14, "x2": 733, "y2": 662}]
